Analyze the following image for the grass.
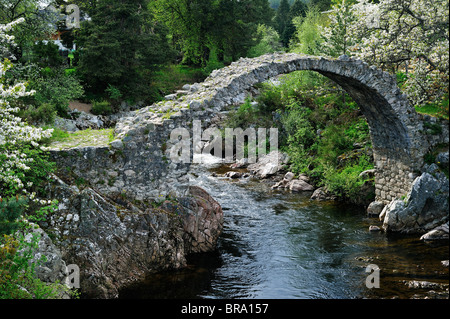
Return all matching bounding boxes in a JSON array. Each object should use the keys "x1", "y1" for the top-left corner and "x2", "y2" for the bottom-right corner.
[
  {"x1": 415, "y1": 94, "x2": 449, "y2": 120},
  {"x1": 42, "y1": 128, "x2": 115, "y2": 150}
]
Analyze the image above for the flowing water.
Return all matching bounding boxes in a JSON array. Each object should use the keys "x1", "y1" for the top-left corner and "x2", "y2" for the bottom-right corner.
[{"x1": 119, "y1": 164, "x2": 449, "y2": 299}]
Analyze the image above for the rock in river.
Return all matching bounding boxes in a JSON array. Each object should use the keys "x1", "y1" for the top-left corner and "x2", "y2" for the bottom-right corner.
[
  {"x1": 381, "y1": 172, "x2": 449, "y2": 235},
  {"x1": 289, "y1": 179, "x2": 315, "y2": 192},
  {"x1": 248, "y1": 151, "x2": 289, "y2": 179},
  {"x1": 41, "y1": 177, "x2": 223, "y2": 298}
]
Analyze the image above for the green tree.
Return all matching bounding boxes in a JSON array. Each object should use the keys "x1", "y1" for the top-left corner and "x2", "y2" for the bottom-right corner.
[
  {"x1": 321, "y1": 0, "x2": 357, "y2": 57},
  {"x1": 0, "y1": 0, "x2": 55, "y2": 61},
  {"x1": 71, "y1": 0, "x2": 97, "y2": 16},
  {"x1": 151, "y1": 0, "x2": 216, "y2": 66},
  {"x1": 310, "y1": 0, "x2": 332, "y2": 11},
  {"x1": 274, "y1": 0, "x2": 291, "y2": 47},
  {"x1": 30, "y1": 41, "x2": 63, "y2": 68},
  {"x1": 269, "y1": 0, "x2": 295, "y2": 9},
  {"x1": 152, "y1": 0, "x2": 274, "y2": 65},
  {"x1": 26, "y1": 68, "x2": 84, "y2": 118},
  {"x1": 290, "y1": 0, "x2": 307, "y2": 17},
  {"x1": 77, "y1": 0, "x2": 173, "y2": 99},
  {"x1": 291, "y1": 5, "x2": 325, "y2": 55},
  {"x1": 283, "y1": 0, "x2": 307, "y2": 49},
  {"x1": 0, "y1": 196, "x2": 27, "y2": 235},
  {"x1": 247, "y1": 24, "x2": 283, "y2": 57},
  {"x1": 214, "y1": 0, "x2": 274, "y2": 62}
]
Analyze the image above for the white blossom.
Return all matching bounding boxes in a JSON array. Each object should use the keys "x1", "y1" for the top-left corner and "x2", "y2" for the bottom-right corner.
[
  {"x1": 1, "y1": 19, "x2": 53, "y2": 196},
  {"x1": 346, "y1": 0, "x2": 449, "y2": 106}
]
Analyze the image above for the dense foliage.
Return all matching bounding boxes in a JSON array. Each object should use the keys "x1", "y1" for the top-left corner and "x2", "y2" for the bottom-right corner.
[
  {"x1": 151, "y1": 0, "x2": 274, "y2": 66},
  {"x1": 77, "y1": 0, "x2": 174, "y2": 100},
  {"x1": 330, "y1": 0, "x2": 449, "y2": 106},
  {"x1": 0, "y1": 0, "x2": 448, "y2": 299},
  {"x1": 0, "y1": 18, "x2": 68, "y2": 299},
  {"x1": 0, "y1": 0, "x2": 446, "y2": 209},
  {"x1": 227, "y1": 70, "x2": 374, "y2": 202},
  {"x1": 226, "y1": 0, "x2": 448, "y2": 200}
]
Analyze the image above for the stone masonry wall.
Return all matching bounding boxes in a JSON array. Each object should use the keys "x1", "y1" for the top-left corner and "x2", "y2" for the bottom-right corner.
[{"x1": 374, "y1": 117, "x2": 448, "y2": 204}]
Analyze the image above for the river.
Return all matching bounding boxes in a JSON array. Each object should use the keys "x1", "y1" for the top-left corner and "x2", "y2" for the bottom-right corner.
[{"x1": 119, "y1": 163, "x2": 449, "y2": 299}]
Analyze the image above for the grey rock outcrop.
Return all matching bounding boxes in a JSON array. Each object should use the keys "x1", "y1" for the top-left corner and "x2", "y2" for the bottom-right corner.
[
  {"x1": 224, "y1": 171, "x2": 243, "y2": 179},
  {"x1": 436, "y1": 151, "x2": 449, "y2": 167},
  {"x1": 310, "y1": 188, "x2": 337, "y2": 201},
  {"x1": 53, "y1": 111, "x2": 104, "y2": 132},
  {"x1": 271, "y1": 172, "x2": 315, "y2": 192},
  {"x1": 54, "y1": 117, "x2": 79, "y2": 132},
  {"x1": 381, "y1": 172, "x2": 449, "y2": 234},
  {"x1": 24, "y1": 225, "x2": 68, "y2": 284},
  {"x1": 289, "y1": 179, "x2": 315, "y2": 192},
  {"x1": 359, "y1": 169, "x2": 376, "y2": 180},
  {"x1": 41, "y1": 177, "x2": 223, "y2": 299},
  {"x1": 369, "y1": 225, "x2": 382, "y2": 232},
  {"x1": 271, "y1": 172, "x2": 295, "y2": 189},
  {"x1": 75, "y1": 112, "x2": 104, "y2": 130}
]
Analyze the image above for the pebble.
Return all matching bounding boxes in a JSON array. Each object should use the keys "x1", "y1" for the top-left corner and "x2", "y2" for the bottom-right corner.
[{"x1": 369, "y1": 225, "x2": 382, "y2": 232}]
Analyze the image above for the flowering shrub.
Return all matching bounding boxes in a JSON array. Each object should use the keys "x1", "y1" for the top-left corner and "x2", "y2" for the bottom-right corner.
[
  {"x1": 318, "y1": 0, "x2": 448, "y2": 106},
  {"x1": 0, "y1": 19, "x2": 68, "y2": 299},
  {"x1": 1, "y1": 19, "x2": 54, "y2": 199},
  {"x1": 348, "y1": 0, "x2": 449, "y2": 106}
]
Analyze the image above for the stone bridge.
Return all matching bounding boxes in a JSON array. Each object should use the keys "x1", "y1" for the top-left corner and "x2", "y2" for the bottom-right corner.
[
  {"x1": 51, "y1": 53, "x2": 447, "y2": 205},
  {"x1": 42, "y1": 53, "x2": 449, "y2": 297}
]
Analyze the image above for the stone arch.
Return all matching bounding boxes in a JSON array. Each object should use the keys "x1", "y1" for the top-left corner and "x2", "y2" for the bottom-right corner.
[
  {"x1": 108, "y1": 53, "x2": 429, "y2": 204},
  {"x1": 197, "y1": 53, "x2": 427, "y2": 203}
]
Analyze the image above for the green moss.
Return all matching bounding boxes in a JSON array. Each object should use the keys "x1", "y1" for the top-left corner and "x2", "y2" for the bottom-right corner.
[
  {"x1": 108, "y1": 177, "x2": 116, "y2": 187},
  {"x1": 423, "y1": 122, "x2": 443, "y2": 135},
  {"x1": 74, "y1": 177, "x2": 87, "y2": 188}
]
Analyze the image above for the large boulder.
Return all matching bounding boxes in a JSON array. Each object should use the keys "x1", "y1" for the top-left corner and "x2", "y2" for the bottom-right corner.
[
  {"x1": 310, "y1": 187, "x2": 337, "y2": 201},
  {"x1": 42, "y1": 177, "x2": 223, "y2": 299},
  {"x1": 271, "y1": 172, "x2": 295, "y2": 189},
  {"x1": 381, "y1": 170, "x2": 449, "y2": 234},
  {"x1": 436, "y1": 151, "x2": 449, "y2": 167},
  {"x1": 75, "y1": 112, "x2": 104, "y2": 130},
  {"x1": 53, "y1": 111, "x2": 105, "y2": 133},
  {"x1": 181, "y1": 186, "x2": 224, "y2": 254},
  {"x1": 367, "y1": 201, "x2": 385, "y2": 218}
]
